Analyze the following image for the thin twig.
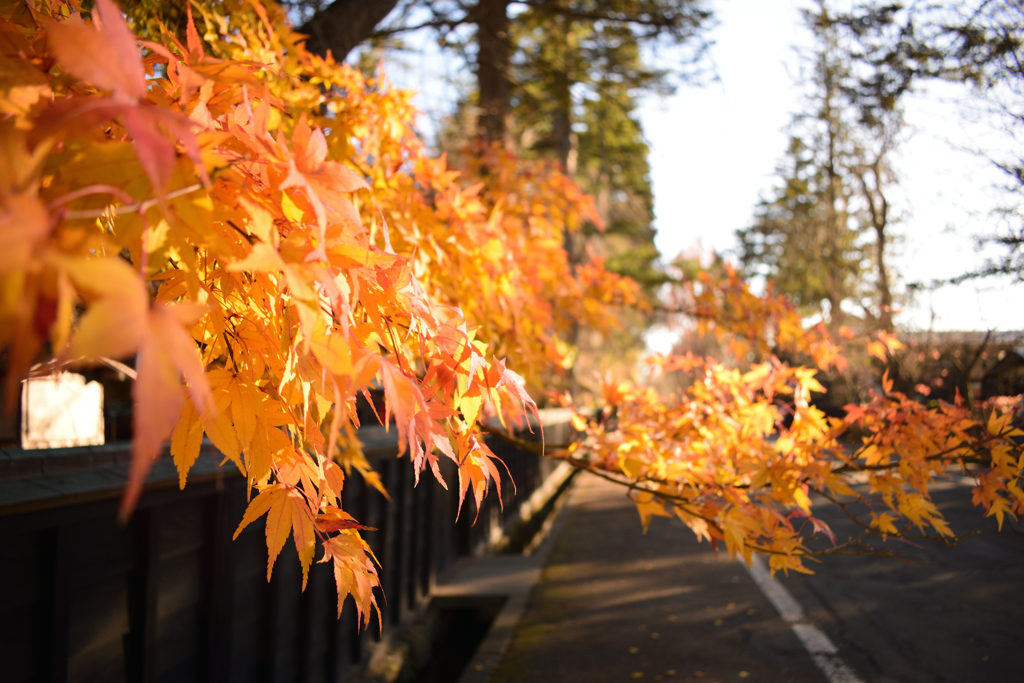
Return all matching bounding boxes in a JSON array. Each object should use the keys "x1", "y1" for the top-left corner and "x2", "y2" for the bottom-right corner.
[
  {"x1": 48, "y1": 184, "x2": 135, "y2": 211},
  {"x1": 61, "y1": 183, "x2": 205, "y2": 220}
]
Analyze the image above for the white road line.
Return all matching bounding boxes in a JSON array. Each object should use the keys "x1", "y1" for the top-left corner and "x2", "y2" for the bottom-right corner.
[{"x1": 744, "y1": 555, "x2": 865, "y2": 683}]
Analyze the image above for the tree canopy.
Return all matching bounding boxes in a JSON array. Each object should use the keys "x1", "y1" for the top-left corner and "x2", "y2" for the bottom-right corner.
[{"x1": 296, "y1": 1, "x2": 711, "y2": 143}]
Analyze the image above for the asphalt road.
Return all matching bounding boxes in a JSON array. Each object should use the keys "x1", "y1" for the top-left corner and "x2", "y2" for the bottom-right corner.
[
  {"x1": 773, "y1": 477, "x2": 1024, "y2": 683},
  {"x1": 490, "y1": 473, "x2": 1024, "y2": 683}
]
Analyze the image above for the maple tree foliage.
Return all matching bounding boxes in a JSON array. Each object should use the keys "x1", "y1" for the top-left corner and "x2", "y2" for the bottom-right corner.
[
  {"x1": 2, "y1": 0, "x2": 1024, "y2": 630},
  {"x1": 561, "y1": 311, "x2": 1024, "y2": 576},
  {"x1": 0, "y1": 0, "x2": 636, "y2": 625}
]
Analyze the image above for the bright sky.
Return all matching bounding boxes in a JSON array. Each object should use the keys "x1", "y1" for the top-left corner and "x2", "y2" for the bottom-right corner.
[{"x1": 641, "y1": 0, "x2": 1024, "y2": 344}]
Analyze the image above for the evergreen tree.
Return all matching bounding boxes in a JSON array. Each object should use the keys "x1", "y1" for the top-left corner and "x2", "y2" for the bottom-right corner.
[
  {"x1": 738, "y1": 135, "x2": 863, "y2": 325},
  {"x1": 511, "y1": 13, "x2": 672, "y2": 290},
  {"x1": 739, "y1": 0, "x2": 905, "y2": 332}
]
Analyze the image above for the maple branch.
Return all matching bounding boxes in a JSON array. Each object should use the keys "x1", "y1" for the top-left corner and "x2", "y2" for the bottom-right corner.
[
  {"x1": 477, "y1": 422, "x2": 573, "y2": 456},
  {"x1": 829, "y1": 431, "x2": 1012, "y2": 475},
  {"x1": 59, "y1": 183, "x2": 206, "y2": 220},
  {"x1": 833, "y1": 452, "x2": 990, "y2": 474},
  {"x1": 545, "y1": 450, "x2": 708, "y2": 509},
  {"x1": 814, "y1": 487, "x2": 974, "y2": 546},
  {"x1": 552, "y1": 457, "x2": 876, "y2": 560},
  {"x1": 48, "y1": 184, "x2": 135, "y2": 210},
  {"x1": 227, "y1": 220, "x2": 256, "y2": 245},
  {"x1": 369, "y1": 15, "x2": 471, "y2": 39},
  {"x1": 553, "y1": 447, "x2": 973, "y2": 561},
  {"x1": 649, "y1": 303, "x2": 715, "y2": 318},
  {"x1": 98, "y1": 357, "x2": 137, "y2": 380},
  {"x1": 383, "y1": 318, "x2": 407, "y2": 375}
]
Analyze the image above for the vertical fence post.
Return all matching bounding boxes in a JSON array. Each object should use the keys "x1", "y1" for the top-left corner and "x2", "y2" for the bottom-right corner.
[
  {"x1": 123, "y1": 507, "x2": 160, "y2": 683},
  {"x1": 45, "y1": 526, "x2": 70, "y2": 683},
  {"x1": 203, "y1": 490, "x2": 234, "y2": 682}
]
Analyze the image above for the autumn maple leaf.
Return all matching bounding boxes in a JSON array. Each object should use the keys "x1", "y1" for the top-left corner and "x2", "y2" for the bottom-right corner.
[
  {"x1": 59, "y1": 256, "x2": 212, "y2": 519},
  {"x1": 44, "y1": 0, "x2": 147, "y2": 103},
  {"x1": 43, "y1": 0, "x2": 202, "y2": 193},
  {"x1": 233, "y1": 483, "x2": 317, "y2": 589},
  {"x1": 379, "y1": 359, "x2": 439, "y2": 479},
  {"x1": 867, "y1": 330, "x2": 904, "y2": 362},
  {"x1": 485, "y1": 357, "x2": 540, "y2": 435},
  {"x1": 0, "y1": 130, "x2": 50, "y2": 277},
  {"x1": 318, "y1": 532, "x2": 381, "y2": 628},
  {"x1": 315, "y1": 506, "x2": 376, "y2": 533},
  {"x1": 454, "y1": 433, "x2": 504, "y2": 522},
  {"x1": 279, "y1": 114, "x2": 367, "y2": 259},
  {"x1": 0, "y1": 185, "x2": 48, "y2": 270},
  {"x1": 0, "y1": 133, "x2": 53, "y2": 411}
]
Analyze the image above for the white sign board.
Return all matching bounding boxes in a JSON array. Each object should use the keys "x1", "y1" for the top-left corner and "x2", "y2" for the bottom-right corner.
[{"x1": 21, "y1": 372, "x2": 105, "y2": 449}]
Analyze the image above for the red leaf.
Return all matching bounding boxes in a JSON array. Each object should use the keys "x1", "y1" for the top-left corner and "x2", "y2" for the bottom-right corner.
[
  {"x1": 45, "y1": 0, "x2": 146, "y2": 102},
  {"x1": 810, "y1": 517, "x2": 837, "y2": 546},
  {"x1": 122, "y1": 106, "x2": 176, "y2": 194},
  {"x1": 184, "y1": 2, "x2": 205, "y2": 58},
  {"x1": 118, "y1": 304, "x2": 213, "y2": 521},
  {"x1": 0, "y1": 191, "x2": 49, "y2": 275},
  {"x1": 315, "y1": 507, "x2": 377, "y2": 533}
]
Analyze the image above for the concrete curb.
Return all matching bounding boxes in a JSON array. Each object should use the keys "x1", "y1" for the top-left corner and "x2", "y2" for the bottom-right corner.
[
  {"x1": 356, "y1": 461, "x2": 577, "y2": 683},
  {"x1": 448, "y1": 462, "x2": 577, "y2": 683}
]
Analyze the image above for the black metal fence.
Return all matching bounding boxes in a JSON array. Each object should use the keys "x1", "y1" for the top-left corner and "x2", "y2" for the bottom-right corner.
[{"x1": 0, "y1": 414, "x2": 571, "y2": 683}]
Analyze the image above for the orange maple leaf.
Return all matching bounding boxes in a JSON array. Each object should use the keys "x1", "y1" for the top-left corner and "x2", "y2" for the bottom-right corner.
[
  {"x1": 279, "y1": 113, "x2": 368, "y2": 259},
  {"x1": 42, "y1": 0, "x2": 202, "y2": 192},
  {"x1": 43, "y1": 0, "x2": 147, "y2": 103},
  {"x1": 0, "y1": 145, "x2": 49, "y2": 274},
  {"x1": 234, "y1": 483, "x2": 317, "y2": 589},
  {"x1": 123, "y1": 303, "x2": 213, "y2": 519},
  {"x1": 58, "y1": 256, "x2": 211, "y2": 517},
  {"x1": 315, "y1": 506, "x2": 376, "y2": 533},
  {"x1": 319, "y1": 532, "x2": 381, "y2": 628}
]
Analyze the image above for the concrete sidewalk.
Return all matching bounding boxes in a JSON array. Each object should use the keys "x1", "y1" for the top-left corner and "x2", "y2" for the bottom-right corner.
[{"x1": 488, "y1": 472, "x2": 828, "y2": 683}]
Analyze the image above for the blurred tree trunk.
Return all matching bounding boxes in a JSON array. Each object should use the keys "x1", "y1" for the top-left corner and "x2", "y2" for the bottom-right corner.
[
  {"x1": 550, "y1": 17, "x2": 577, "y2": 176},
  {"x1": 476, "y1": 0, "x2": 513, "y2": 146},
  {"x1": 298, "y1": 0, "x2": 400, "y2": 61},
  {"x1": 853, "y1": 159, "x2": 894, "y2": 332}
]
